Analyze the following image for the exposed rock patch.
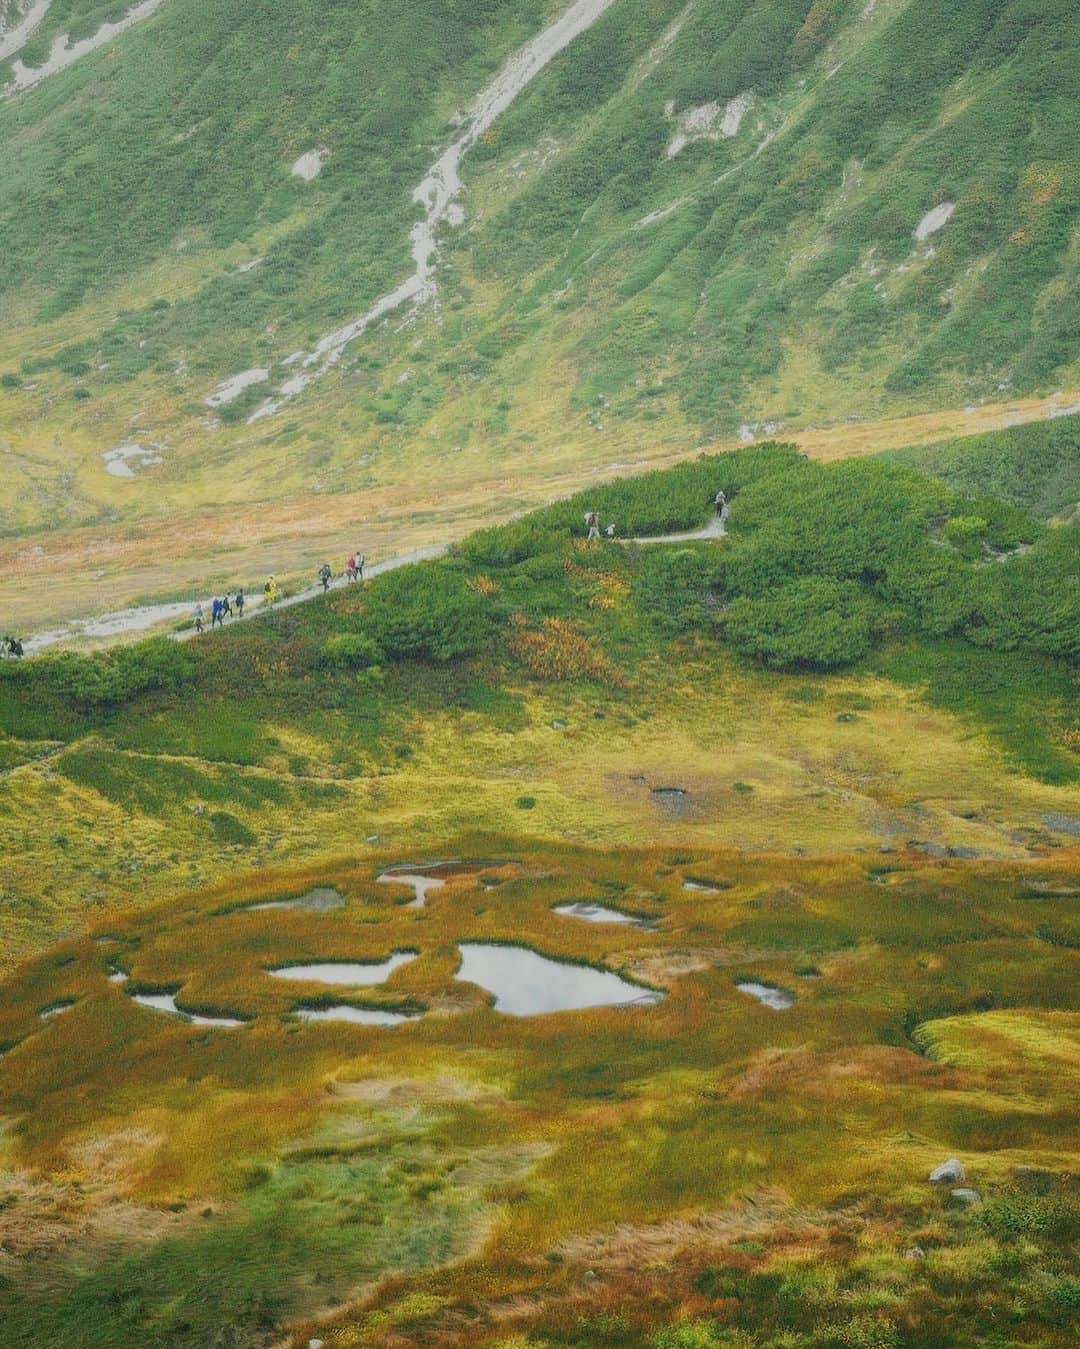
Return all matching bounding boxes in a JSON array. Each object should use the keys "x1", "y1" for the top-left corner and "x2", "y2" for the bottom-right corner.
[{"x1": 667, "y1": 92, "x2": 752, "y2": 157}]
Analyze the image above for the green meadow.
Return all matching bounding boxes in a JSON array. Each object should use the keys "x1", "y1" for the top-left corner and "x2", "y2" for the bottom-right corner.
[
  {"x1": 0, "y1": 437, "x2": 1076, "y2": 1344},
  {"x1": 0, "y1": 1, "x2": 1077, "y2": 1343}
]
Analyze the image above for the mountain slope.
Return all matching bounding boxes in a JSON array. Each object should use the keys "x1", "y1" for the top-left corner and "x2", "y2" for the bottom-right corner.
[{"x1": 0, "y1": 0, "x2": 1076, "y2": 607}]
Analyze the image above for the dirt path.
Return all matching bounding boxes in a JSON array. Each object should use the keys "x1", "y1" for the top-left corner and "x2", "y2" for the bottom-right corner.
[
  {"x1": 21, "y1": 512, "x2": 732, "y2": 655},
  {"x1": 6, "y1": 394, "x2": 1076, "y2": 649},
  {"x1": 22, "y1": 543, "x2": 448, "y2": 654},
  {"x1": 622, "y1": 511, "x2": 727, "y2": 545},
  {"x1": 243, "y1": 0, "x2": 619, "y2": 421}
]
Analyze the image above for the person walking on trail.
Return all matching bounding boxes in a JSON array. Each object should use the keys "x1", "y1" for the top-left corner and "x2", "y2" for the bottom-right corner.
[
  {"x1": 356, "y1": 552, "x2": 365, "y2": 582},
  {"x1": 714, "y1": 489, "x2": 727, "y2": 518},
  {"x1": 2, "y1": 635, "x2": 23, "y2": 658},
  {"x1": 235, "y1": 589, "x2": 245, "y2": 618},
  {"x1": 585, "y1": 510, "x2": 600, "y2": 541},
  {"x1": 211, "y1": 597, "x2": 223, "y2": 629},
  {"x1": 264, "y1": 575, "x2": 277, "y2": 604},
  {"x1": 318, "y1": 563, "x2": 332, "y2": 593},
  {"x1": 346, "y1": 554, "x2": 357, "y2": 582},
  {"x1": 221, "y1": 594, "x2": 233, "y2": 621},
  {"x1": 194, "y1": 602, "x2": 205, "y2": 634},
  {"x1": 605, "y1": 522, "x2": 616, "y2": 539}
]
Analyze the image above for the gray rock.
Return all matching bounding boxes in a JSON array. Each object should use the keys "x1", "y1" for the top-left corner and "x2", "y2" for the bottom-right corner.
[
  {"x1": 904, "y1": 1246, "x2": 926, "y2": 1261},
  {"x1": 950, "y1": 1188, "x2": 982, "y2": 1205},
  {"x1": 929, "y1": 1157, "x2": 965, "y2": 1184},
  {"x1": 1043, "y1": 813, "x2": 1080, "y2": 838}
]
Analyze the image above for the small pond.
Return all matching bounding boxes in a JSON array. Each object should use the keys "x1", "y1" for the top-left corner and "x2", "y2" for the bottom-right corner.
[
  {"x1": 553, "y1": 902, "x2": 645, "y2": 926},
  {"x1": 295, "y1": 1005, "x2": 420, "y2": 1026},
  {"x1": 457, "y1": 943, "x2": 661, "y2": 1017},
  {"x1": 268, "y1": 953, "x2": 415, "y2": 985},
  {"x1": 246, "y1": 887, "x2": 345, "y2": 913},
  {"x1": 377, "y1": 871, "x2": 445, "y2": 909},
  {"x1": 130, "y1": 991, "x2": 245, "y2": 1027},
  {"x1": 736, "y1": 981, "x2": 795, "y2": 1011}
]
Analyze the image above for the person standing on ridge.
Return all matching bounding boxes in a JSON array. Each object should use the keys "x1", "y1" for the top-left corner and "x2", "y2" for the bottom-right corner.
[{"x1": 585, "y1": 510, "x2": 600, "y2": 541}]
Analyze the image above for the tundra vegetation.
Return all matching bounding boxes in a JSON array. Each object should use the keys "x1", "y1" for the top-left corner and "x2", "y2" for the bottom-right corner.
[{"x1": 0, "y1": 441, "x2": 1077, "y2": 1345}]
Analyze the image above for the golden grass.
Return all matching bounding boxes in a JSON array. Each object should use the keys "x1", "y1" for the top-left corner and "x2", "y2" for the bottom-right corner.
[{"x1": 0, "y1": 837, "x2": 1076, "y2": 1342}]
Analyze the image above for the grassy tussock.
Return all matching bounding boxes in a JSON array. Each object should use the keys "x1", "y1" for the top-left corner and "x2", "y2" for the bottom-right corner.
[{"x1": 0, "y1": 840, "x2": 1077, "y2": 1342}]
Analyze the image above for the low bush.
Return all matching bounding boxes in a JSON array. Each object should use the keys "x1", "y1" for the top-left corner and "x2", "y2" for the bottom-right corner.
[
  {"x1": 11, "y1": 638, "x2": 196, "y2": 708},
  {"x1": 362, "y1": 566, "x2": 493, "y2": 663},
  {"x1": 721, "y1": 578, "x2": 881, "y2": 671},
  {"x1": 319, "y1": 633, "x2": 381, "y2": 670}
]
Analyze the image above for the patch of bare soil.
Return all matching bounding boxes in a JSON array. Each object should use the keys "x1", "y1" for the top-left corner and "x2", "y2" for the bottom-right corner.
[
  {"x1": 325, "y1": 1075, "x2": 494, "y2": 1106},
  {"x1": 554, "y1": 1188, "x2": 813, "y2": 1268}
]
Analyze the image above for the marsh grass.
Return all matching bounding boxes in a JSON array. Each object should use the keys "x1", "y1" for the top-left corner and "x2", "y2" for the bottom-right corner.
[{"x1": 0, "y1": 840, "x2": 1077, "y2": 1343}]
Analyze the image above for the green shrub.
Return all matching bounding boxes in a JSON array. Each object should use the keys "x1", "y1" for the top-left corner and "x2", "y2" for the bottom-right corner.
[
  {"x1": 319, "y1": 633, "x2": 381, "y2": 670},
  {"x1": 943, "y1": 515, "x2": 989, "y2": 557},
  {"x1": 460, "y1": 520, "x2": 552, "y2": 568},
  {"x1": 209, "y1": 811, "x2": 256, "y2": 846},
  {"x1": 633, "y1": 548, "x2": 726, "y2": 629},
  {"x1": 363, "y1": 566, "x2": 493, "y2": 663},
  {"x1": 23, "y1": 638, "x2": 195, "y2": 708},
  {"x1": 721, "y1": 578, "x2": 880, "y2": 671}
]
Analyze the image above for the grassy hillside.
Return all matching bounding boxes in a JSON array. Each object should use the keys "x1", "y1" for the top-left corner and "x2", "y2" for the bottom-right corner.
[
  {"x1": 1, "y1": 445, "x2": 1076, "y2": 966},
  {"x1": 0, "y1": 0, "x2": 1076, "y2": 620},
  {"x1": 888, "y1": 412, "x2": 1080, "y2": 522},
  {"x1": 0, "y1": 447, "x2": 1076, "y2": 1345}
]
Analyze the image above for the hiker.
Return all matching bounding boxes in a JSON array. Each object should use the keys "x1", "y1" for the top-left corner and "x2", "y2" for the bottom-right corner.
[
  {"x1": 346, "y1": 554, "x2": 357, "y2": 582},
  {"x1": 356, "y1": 552, "x2": 365, "y2": 582},
  {"x1": 585, "y1": 510, "x2": 600, "y2": 541},
  {"x1": 318, "y1": 562, "x2": 332, "y2": 592},
  {"x1": 2, "y1": 635, "x2": 23, "y2": 658},
  {"x1": 234, "y1": 589, "x2": 245, "y2": 617},
  {"x1": 605, "y1": 523, "x2": 616, "y2": 539},
  {"x1": 194, "y1": 603, "x2": 205, "y2": 635},
  {"x1": 220, "y1": 594, "x2": 233, "y2": 621},
  {"x1": 714, "y1": 489, "x2": 727, "y2": 518},
  {"x1": 264, "y1": 575, "x2": 277, "y2": 604},
  {"x1": 211, "y1": 597, "x2": 223, "y2": 629}
]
